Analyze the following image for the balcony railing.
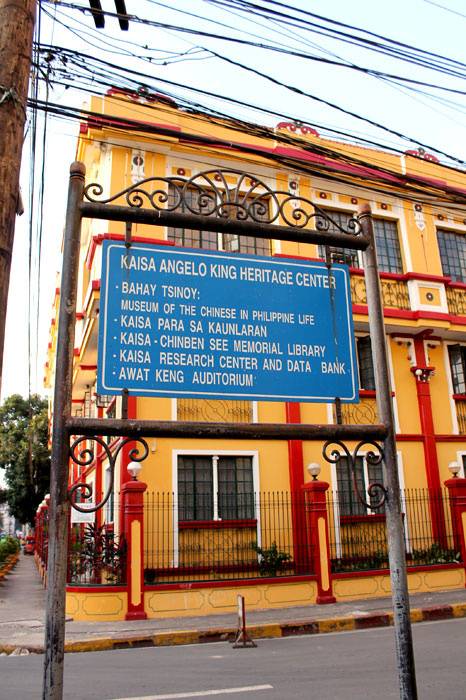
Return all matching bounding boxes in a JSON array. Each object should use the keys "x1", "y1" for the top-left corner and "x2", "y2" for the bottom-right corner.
[
  {"x1": 454, "y1": 396, "x2": 466, "y2": 434},
  {"x1": 334, "y1": 395, "x2": 379, "y2": 425},
  {"x1": 446, "y1": 286, "x2": 466, "y2": 316},
  {"x1": 177, "y1": 398, "x2": 253, "y2": 422},
  {"x1": 350, "y1": 273, "x2": 410, "y2": 310}
]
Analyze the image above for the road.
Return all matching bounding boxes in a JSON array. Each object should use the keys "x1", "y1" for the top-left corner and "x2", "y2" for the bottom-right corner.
[{"x1": 1, "y1": 618, "x2": 465, "y2": 700}]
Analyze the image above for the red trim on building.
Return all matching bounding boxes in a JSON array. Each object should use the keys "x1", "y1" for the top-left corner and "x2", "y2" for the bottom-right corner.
[
  {"x1": 332, "y1": 563, "x2": 462, "y2": 580},
  {"x1": 412, "y1": 335, "x2": 447, "y2": 544},
  {"x1": 143, "y1": 573, "x2": 319, "y2": 592},
  {"x1": 87, "y1": 233, "x2": 174, "y2": 269},
  {"x1": 179, "y1": 519, "x2": 257, "y2": 530}
]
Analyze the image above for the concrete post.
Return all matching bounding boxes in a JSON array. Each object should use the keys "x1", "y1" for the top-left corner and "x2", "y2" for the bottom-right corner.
[
  {"x1": 301, "y1": 479, "x2": 336, "y2": 604},
  {"x1": 122, "y1": 478, "x2": 148, "y2": 620}
]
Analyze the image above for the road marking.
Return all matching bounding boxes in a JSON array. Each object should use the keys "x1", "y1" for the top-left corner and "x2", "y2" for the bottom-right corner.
[{"x1": 108, "y1": 685, "x2": 273, "y2": 699}]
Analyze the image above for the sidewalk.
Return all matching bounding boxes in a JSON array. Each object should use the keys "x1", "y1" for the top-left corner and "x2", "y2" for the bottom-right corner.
[{"x1": 1, "y1": 555, "x2": 466, "y2": 654}]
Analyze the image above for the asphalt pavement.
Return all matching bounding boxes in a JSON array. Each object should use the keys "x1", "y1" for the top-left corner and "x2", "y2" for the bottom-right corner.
[{"x1": 1, "y1": 554, "x2": 466, "y2": 654}]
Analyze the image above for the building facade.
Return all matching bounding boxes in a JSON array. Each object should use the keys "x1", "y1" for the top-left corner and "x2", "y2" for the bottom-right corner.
[{"x1": 42, "y1": 91, "x2": 466, "y2": 620}]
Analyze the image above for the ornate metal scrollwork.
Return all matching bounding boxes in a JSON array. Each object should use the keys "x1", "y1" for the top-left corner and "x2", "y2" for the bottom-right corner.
[
  {"x1": 68, "y1": 436, "x2": 149, "y2": 513},
  {"x1": 83, "y1": 168, "x2": 362, "y2": 234},
  {"x1": 322, "y1": 439, "x2": 387, "y2": 510}
]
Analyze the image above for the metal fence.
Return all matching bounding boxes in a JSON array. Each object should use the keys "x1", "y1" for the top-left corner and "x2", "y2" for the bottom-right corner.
[
  {"x1": 143, "y1": 491, "x2": 313, "y2": 584},
  {"x1": 63, "y1": 488, "x2": 461, "y2": 586},
  {"x1": 327, "y1": 488, "x2": 460, "y2": 573}
]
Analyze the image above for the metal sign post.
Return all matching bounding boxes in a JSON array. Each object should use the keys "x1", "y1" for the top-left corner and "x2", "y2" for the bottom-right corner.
[
  {"x1": 359, "y1": 203, "x2": 417, "y2": 699},
  {"x1": 43, "y1": 165, "x2": 417, "y2": 700},
  {"x1": 43, "y1": 163, "x2": 85, "y2": 700}
]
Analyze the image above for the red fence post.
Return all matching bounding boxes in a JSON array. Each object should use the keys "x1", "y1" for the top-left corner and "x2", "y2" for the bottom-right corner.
[
  {"x1": 444, "y1": 476, "x2": 466, "y2": 574},
  {"x1": 122, "y1": 477, "x2": 148, "y2": 620},
  {"x1": 301, "y1": 479, "x2": 336, "y2": 604}
]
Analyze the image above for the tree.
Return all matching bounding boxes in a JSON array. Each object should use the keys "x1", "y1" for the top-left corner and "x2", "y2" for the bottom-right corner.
[{"x1": 0, "y1": 394, "x2": 50, "y2": 525}]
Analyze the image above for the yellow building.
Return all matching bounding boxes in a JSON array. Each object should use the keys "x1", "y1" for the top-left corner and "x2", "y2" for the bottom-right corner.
[{"x1": 43, "y1": 90, "x2": 466, "y2": 620}]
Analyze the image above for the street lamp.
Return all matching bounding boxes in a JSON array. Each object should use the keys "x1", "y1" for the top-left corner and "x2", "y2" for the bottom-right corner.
[
  {"x1": 127, "y1": 461, "x2": 142, "y2": 481},
  {"x1": 448, "y1": 461, "x2": 461, "y2": 478},
  {"x1": 307, "y1": 462, "x2": 321, "y2": 481}
]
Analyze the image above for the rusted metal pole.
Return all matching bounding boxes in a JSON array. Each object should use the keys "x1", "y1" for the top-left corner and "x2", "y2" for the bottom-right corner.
[
  {"x1": 66, "y1": 416, "x2": 388, "y2": 442},
  {"x1": 78, "y1": 200, "x2": 371, "y2": 250},
  {"x1": 42, "y1": 162, "x2": 85, "y2": 700},
  {"x1": 358, "y1": 203, "x2": 417, "y2": 700}
]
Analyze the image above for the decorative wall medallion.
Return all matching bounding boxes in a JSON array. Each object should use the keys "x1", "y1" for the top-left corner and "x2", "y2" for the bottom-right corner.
[
  {"x1": 131, "y1": 150, "x2": 145, "y2": 184},
  {"x1": 413, "y1": 202, "x2": 426, "y2": 232},
  {"x1": 288, "y1": 179, "x2": 300, "y2": 209}
]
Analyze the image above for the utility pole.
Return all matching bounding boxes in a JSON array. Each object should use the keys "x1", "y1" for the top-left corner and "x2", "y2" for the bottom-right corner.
[{"x1": 0, "y1": 0, "x2": 36, "y2": 396}]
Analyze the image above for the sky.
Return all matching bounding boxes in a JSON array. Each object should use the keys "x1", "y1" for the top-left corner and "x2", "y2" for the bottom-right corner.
[{"x1": 2, "y1": 0, "x2": 466, "y2": 402}]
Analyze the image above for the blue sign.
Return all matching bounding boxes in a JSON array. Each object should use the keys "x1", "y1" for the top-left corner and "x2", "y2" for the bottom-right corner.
[{"x1": 97, "y1": 242, "x2": 358, "y2": 403}]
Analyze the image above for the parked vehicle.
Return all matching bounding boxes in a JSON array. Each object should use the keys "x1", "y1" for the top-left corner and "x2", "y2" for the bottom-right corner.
[{"x1": 24, "y1": 535, "x2": 35, "y2": 555}]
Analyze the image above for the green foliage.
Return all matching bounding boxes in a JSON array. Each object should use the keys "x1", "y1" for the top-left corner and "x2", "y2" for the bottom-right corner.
[
  {"x1": 251, "y1": 541, "x2": 291, "y2": 577},
  {"x1": 0, "y1": 394, "x2": 50, "y2": 526},
  {"x1": 331, "y1": 548, "x2": 389, "y2": 573},
  {"x1": 69, "y1": 524, "x2": 126, "y2": 584},
  {"x1": 0, "y1": 536, "x2": 20, "y2": 561},
  {"x1": 411, "y1": 542, "x2": 461, "y2": 566}
]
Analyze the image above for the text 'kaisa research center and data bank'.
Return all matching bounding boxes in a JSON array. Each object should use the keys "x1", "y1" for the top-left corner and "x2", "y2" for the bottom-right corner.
[{"x1": 97, "y1": 242, "x2": 358, "y2": 403}]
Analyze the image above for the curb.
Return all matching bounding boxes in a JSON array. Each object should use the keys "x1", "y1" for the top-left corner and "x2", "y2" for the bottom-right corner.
[{"x1": 2, "y1": 602, "x2": 466, "y2": 656}]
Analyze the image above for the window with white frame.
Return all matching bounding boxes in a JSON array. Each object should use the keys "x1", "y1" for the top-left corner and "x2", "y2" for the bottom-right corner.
[
  {"x1": 317, "y1": 210, "x2": 403, "y2": 274},
  {"x1": 335, "y1": 454, "x2": 385, "y2": 517},
  {"x1": 447, "y1": 344, "x2": 466, "y2": 395},
  {"x1": 317, "y1": 210, "x2": 360, "y2": 267},
  {"x1": 177, "y1": 455, "x2": 255, "y2": 521},
  {"x1": 373, "y1": 218, "x2": 403, "y2": 274},
  {"x1": 356, "y1": 335, "x2": 375, "y2": 391},
  {"x1": 166, "y1": 184, "x2": 271, "y2": 255},
  {"x1": 437, "y1": 228, "x2": 466, "y2": 283}
]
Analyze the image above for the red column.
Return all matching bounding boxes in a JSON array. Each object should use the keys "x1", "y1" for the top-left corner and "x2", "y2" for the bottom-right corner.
[
  {"x1": 122, "y1": 478, "x2": 147, "y2": 620},
  {"x1": 444, "y1": 477, "x2": 466, "y2": 574},
  {"x1": 411, "y1": 335, "x2": 447, "y2": 546},
  {"x1": 301, "y1": 479, "x2": 336, "y2": 604},
  {"x1": 286, "y1": 403, "x2": 309, "y2": 573}
]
